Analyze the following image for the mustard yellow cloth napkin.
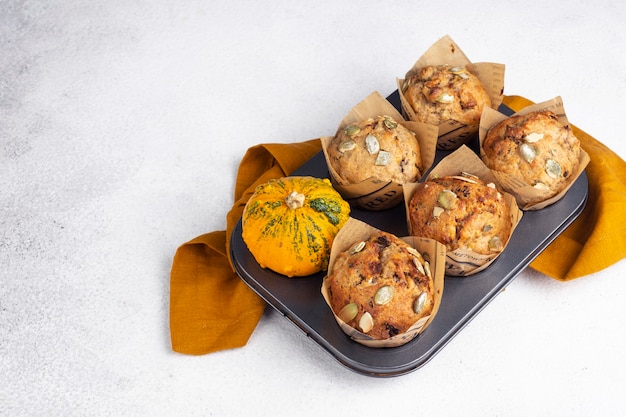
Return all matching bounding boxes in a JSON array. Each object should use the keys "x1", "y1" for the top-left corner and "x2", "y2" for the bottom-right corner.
[{"x1": 170, "y1": 96, "x2": 626, "y2": 355}]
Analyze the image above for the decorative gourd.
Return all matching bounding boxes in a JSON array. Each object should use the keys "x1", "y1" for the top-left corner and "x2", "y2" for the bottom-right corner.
[{"x1": 241, "y1": 176, "x2": 351, "y2": 277}]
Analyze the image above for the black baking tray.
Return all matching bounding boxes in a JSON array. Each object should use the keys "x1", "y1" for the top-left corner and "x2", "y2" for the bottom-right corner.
[{"x1": 230, "y1": 92, "x2": 588, "y2": 377}]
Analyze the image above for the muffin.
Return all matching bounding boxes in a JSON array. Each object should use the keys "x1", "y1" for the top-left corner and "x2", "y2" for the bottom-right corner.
[
  {"x1": 325, "y1": 231, "x2": 434, "y2": 340},
  {"x1": 402, "y1": 64, "x2": 491, "y2": 126},
  {"x1": 326, "y1": 115, "x2": 423, "y2": 184},
  {"x1": 481, "y1": 110, "x2": 581, "y2": 199},
  {"x1": 407, "y1": 174, "x2": 512, "y2": 255}
]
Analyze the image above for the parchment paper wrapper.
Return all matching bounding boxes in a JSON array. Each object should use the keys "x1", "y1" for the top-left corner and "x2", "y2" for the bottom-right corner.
[
  {"x1": 321, "y1": 217, "x2": 446, "y2": 348},
  {"x1": 321, "y1": 91, "x2": 438, "y2": 211},
  {"x1": 403, "y1": 145, "x2": 523, "y2": 276},
  {"x1": 397, "y1": 34, "x2": 505, "y2": 151},
  {"x1": 479, "y1": 96, "x2": 591, "y2": 210}
]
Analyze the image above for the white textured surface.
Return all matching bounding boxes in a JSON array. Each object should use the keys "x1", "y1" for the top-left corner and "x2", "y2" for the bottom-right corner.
[{"x1": 2, "y1": 1, "x2": 626, "y2": 416}]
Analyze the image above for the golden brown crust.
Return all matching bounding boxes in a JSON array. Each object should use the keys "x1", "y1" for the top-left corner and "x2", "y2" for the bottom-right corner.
[
  {"x1": 482, "y1": 110, "x2": 581, "y2": 198},
  {"x1": 402, "y1": 65, "x2": 491, "y2": 126},
  {"x1": 326, "y1": 231, "x2": 434, "y2": 340},
  {"x1": 326, "y1": 115, "x2": 422, "y2": 184},
  {"x1": 408, "y1": 175, "x2": 511, "y2": 254}
]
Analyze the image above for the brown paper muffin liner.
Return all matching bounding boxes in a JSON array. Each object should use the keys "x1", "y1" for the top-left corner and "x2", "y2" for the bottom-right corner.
[
  {"x1": 403, "y1": 145, "x2": 523, "y2": 276},
  {"x1": 321, "y1": 90, "x2": 438, "y2": 211},
  {"x1": 321, "y1": 217, "x2": 446, "y2": 348},
  {"x1": 397, "y1": 34, "x2": 505, "y2": 150},
  {"x1": 478, "y1": 96, "x2": 590, "y2": 210}
]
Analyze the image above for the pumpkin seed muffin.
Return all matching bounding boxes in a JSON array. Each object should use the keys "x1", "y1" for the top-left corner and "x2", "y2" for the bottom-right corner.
[
  {"x1": 402, "y1": 64, "x2": 491, "y2": 126},
  {"x1": 326, "y1": 115, "x2": 422, "y2": 184},
  {"x1": 482, "y1": 110, "x2": 581, "y2": 199},
  {"x1": 407, "y1": 174, "x2": 512, "y2": 255},
  {"x1": 325, "y1": 231, "x2": 434, "y2": 340}
]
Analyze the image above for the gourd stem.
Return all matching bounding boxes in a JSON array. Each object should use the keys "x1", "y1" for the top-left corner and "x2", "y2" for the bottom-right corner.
[{"x1": 285, "y1": 191, "x2": 305, "y2": 209}]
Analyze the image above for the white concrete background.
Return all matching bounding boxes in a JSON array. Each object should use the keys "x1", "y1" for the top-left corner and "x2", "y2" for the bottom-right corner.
[{"x1": 2, "y1": 1, "x2": 625, "y2": 416}]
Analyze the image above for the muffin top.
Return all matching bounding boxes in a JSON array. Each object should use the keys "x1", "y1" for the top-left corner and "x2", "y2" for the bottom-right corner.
[
  {"x1": 325, "y1": 231, "x2": 434, "y2": 340},
  {"x1": 326, "y1": 115, "x2": 422, "y2": 184},
  {"x1": 407, "y1": 174, "x2": 512, "y2": 255},
  {"x1": 482, "y1": 110, "x2": 581, "y2": 199},
  {"x1": 402, "y1": 64, "x2": 491, "y2": 126}
]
